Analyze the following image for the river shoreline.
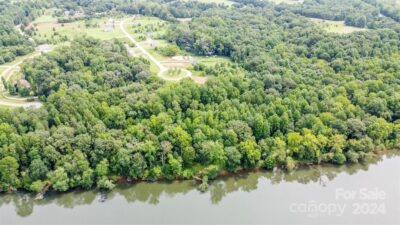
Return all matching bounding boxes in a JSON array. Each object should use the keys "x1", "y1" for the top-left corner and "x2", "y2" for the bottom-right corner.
[
  {"x1": 3, "y1": 148, "x2": 398, "y2": 197},
  {"x1": 2, "y1": 149, "x2": 400, "y2": 224}
]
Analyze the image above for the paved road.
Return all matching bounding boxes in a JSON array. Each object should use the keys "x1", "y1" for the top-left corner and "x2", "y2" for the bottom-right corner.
[{"x1": 119, "y1": 19, "x2": 192, "y2": 81}]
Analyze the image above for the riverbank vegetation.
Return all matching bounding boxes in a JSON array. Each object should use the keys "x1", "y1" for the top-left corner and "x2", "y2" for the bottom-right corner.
[{"x1": 0, "y1": 0, "x2": 399, "y2": 193}]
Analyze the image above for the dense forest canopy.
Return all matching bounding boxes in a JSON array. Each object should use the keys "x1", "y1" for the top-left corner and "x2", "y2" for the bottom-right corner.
[
  {"x1": 0, "y1": 0, "x2": 399, "y2": 193},
  {"x1": 51, "y1": 0, "x2": 219, "y2": 21},
  {"x1": 373, "y1": 0, "x2": 400, "y2": 22}
]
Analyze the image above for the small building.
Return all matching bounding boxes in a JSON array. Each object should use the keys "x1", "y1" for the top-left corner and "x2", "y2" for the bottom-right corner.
[
  {"x1": 15, "y1": 79, "x2": 31, "y2": 89},
  {"x1": 13, "y1": 79, "x2": 32, "y2": 96}
]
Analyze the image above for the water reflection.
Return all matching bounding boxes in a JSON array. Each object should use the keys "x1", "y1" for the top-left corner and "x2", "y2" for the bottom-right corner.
[{"x1": 0, "y1": 151, "x2": 398, "y2": 218}]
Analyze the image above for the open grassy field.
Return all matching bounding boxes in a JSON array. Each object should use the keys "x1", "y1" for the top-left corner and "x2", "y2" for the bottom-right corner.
[
  {"x1": 196, "y1": 56, "x2": 231, "y2": 67},
  {"x1": 124, "y1": 16, "x2": 169, "y2": 41},
  {"x1": 32, "y1": 10, "x2": 57, "y2": 24},
  {"x1": 189, "y1": 56, "x2": 232, "y2": 77},
  {"x1": 309, "y1": 18, "x2": 369, "y2": 34},
  {"x1": 32, "y1": 15, "x2": 126, "y2": 42}
]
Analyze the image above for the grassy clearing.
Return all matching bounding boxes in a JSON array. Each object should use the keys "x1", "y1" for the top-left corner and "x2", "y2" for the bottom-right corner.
[
  {"x1": 189, "y1": 56, "x2": 232, "y2": 77},
  {"x1": 32, "y1": 16, "x2": 126, "y2": 43},
  {"x1": 124, "y1": 16, "x2": 169, "y2": 41},
  {"x1": 309, "y1": 18, "x2": 369, "y2": 34},
  {"x1": 32, "y1": 11, "x2": 57, "y2": 24},
  {"x1": 196, "y1": 56, "x2": 231, "y2": 67},
  {"x1": 164, "y1": 68, "x2": 186, "y2": 78}
]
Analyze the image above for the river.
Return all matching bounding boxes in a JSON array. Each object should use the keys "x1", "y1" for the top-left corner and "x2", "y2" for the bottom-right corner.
[{"x1": 1, "y1": 151, "x2": 400, "y2": 225}]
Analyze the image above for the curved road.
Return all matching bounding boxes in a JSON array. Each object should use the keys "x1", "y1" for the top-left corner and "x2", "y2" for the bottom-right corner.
[
  {"x1": 0, "y1": 53, "x2": 42, "y2": 108},
  {"x1": 119, "y1": 19, "x2": 192, "y2": 81}
]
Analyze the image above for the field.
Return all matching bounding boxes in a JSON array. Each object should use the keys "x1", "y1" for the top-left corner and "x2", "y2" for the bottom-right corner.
[
  {"x1": 125, "y1": 16, "x2": 169, "y2": 41},
  {"x1": 31, "y1": 14, "x2": 126, "y2": 42},
  {"x1": 31, "y1": 13, "x2": 55, "y2": 24},
  {"x1": 196, "y1": 56, "x2": 231, "y2": 67},
  {"x1": 309, "y1": 18, "x2": 369, "y2": 34}
]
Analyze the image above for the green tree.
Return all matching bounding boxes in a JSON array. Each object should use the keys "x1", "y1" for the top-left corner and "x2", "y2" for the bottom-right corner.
[
  {"x1": 237, "y1": 140, "x2": 261, "y2": 168},
  {"x1": 48, "y1": 167, "x2": 69, "y2": 192},
  {"x1": 0, "y1": 156, "x2": 20, "y2": 191},
  {"x1": 224, "y1": 147, "x2": 242, "y2": 171}
]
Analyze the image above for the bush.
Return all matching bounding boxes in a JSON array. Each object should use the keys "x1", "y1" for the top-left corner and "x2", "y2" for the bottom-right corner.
[
  {"x1": 29, "y1": 180, "x2": 46, "y2": 193},
  {"x1": 158, "y1": 44, "x2": 180, "y2": 57},
  {"x1": 332, "y1": 153, "x2": 347, "y2": 165},
  {"x1": 346, "y1": 151, "x2": 360, "y2": 163},
  {"x1": 97, "y1": 177, "x2": 115, "y2": 190},
  {"x1": 285, "y1": 156, "x2": 296, "y2": 171},
  {"x1": 264, "y1": 155, "x2": 276, "y2": 170},
  {"x1": 207, "y1": 165, "x2": 220, "y2": 180}
]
